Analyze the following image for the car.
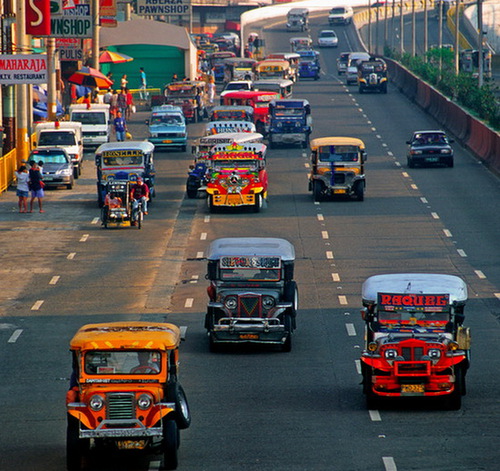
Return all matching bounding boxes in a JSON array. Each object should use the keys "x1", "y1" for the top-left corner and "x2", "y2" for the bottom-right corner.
[
  {"x1": 328, "y1": 6, "x2": 353, "y2": 25},
  {"x1": 318, "y1": 30, "x2": 338, "y2": 47},
  {"x1": 205, "y1": 237, "x2": 298, "y2": 352},
  {"x1": 146, "y1": 105, "x2": 187, "y2": 151},
  {"x1": 29, "y1": 147, "x2": 74, "y2": 189},
  {"x1": 406, "y1": 130, "x2": 454, "y2": 168},
  {"x1": 345, "y1": 65, "x2": 358, "y2": 85}
]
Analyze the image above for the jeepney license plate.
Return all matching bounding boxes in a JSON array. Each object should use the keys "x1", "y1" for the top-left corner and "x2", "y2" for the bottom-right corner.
[
  {"x1": 334, "y1": 189, "x2": 346, "y2": 194},
  {"x1": 401, "y1": 384, "x2": 425, "y2": 395},
  {"x1": 162, "y1": 140, "x2": 173, "y2": 143},
  {"x1": 116, "y1": 440, "x2": 147, "y2": 450},
  {"x1": 239, "y1": 334, "x2": 259, "y2": 340}
]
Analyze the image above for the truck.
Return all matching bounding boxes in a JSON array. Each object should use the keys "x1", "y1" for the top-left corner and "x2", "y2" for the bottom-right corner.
[
  {"x1": 34, "y1": 121, "x2": 83, "y2": 179},
  {"x1": 268, "y1": 99, "x2": 312, "y2": 148},
  {"x1": 69, "y1": 104, "x2": 110, "y2": 148}
]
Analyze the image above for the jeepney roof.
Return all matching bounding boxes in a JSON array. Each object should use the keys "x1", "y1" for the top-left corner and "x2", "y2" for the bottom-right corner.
[
  {"x1": 210, "y1": 142, "x2": 267, "y2": 154},
  {"x1": 222, "y1": 90, "x2": 281, "y2": 100},
  {"x1": 223, "y1": 57, "x2": 257, "y2": 65},
  {"x1": 207, "y1": 237, "x2": 295, "y2": 261},
  {"x1": 253, "y1": 78, "x2": 294, "y2": 89},
  {"x1": 310, "y1": 137, "x2": 365, "y2": 150},
  {"x1": 151, "y1": 104, "x2": 183, "y2": 114},
  {"x1": 290, "y1": 37, "x2": 312, "y2": 43},
  {"x1": 69, "y1": 322, "x2": 181, "y2": 351},
  {"x1": 96, "y1": 140, "x2": 155, "y2": 155},
  {"x1": 257, "y1": 60, "x2": 290, "y2": 68},
  {"x1": 270, "y1": 98, "x2": 309, "y2": 107},
  {"x1": 362, "y1": 274, "x2": 468, "y2": 305},
  {"x1": 267, "y1": 52, "x2": 301, "y2": 60}
]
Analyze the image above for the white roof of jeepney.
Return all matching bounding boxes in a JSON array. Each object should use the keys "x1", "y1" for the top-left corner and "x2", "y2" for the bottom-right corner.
[
  {"x1": 211, "y1": 142, "x2": 267, "y2": 154},
  {"x1": 95, "y1": 141, "x2": 155, "y2": 154},
  {"x1": 205, "y1": 121, "x2": 256, "y2": 133},
  {"x1": 197, "y1": 132, "x2": 263, "y2": 145},
  {"x1": 253, "y1": 78, "x2": 294, "y2": 86},
  {"x1": 207, "y1": 237, "x2": 295, "y2": 261},
  {"x1": 362, "y1": 274, "x2": 468, "y2": 305},
  {"x1": 211, "y1": 105, "x2": 254, "y2": 113}
]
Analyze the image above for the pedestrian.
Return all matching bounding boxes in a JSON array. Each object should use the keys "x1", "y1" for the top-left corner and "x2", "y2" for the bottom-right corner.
[
  {"x1": 103, "y1": 88, "x2": 112, "y2": 105},
  {"x1": 106, "y1": 71, "x2": 114, "y2": 86},
  {"x1": 113, "y1": 111, "x2": 127, "y2": 142},
  {"x1": 171, "y1": 73, "x2": 179, "y2": 82},
  {"x1": 120, "y1": 74, "x2": 128, "y2": 91},
  {"x1": 125, "y1": 88, "x2": 134, "y2": 120},
  {"x1": 15, "y1": 165, "x2": 29, "y2": 213},
  {"x1": 28, "y1": 160, "x2": 44, "y2": 213},
  {"x1": 139, "y1": 67, "x2": 148, "y2": 100},
  {"x1": 38, "y1": 160, "x2": 44, "y2": 176},
  {"x1": 117, "y1": 89, "x2": 127, "y2": 116},
  {"x1": 110, "y1": 90, "x2": 119, "y2": 118},
  {"x1": 207, "y1": 78, "x2": 215, "y2": 105}
]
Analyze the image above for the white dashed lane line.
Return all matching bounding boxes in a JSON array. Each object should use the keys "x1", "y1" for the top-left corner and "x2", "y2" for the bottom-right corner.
[
  {"x1": 345, "y1": 323, "x2": 356, "y2": 336},
  {"x1": 8, "y1": 329, "x2": 23, "y2": 343},
  {"x1": 369, "y1": 410, "x2": 382, "y2": 422},
  {"x1": 475, "y1": 270, "x2": 486, "y2": 279},
  {"x1": 326, "y1": 251, "x2": 334, "y2": 259},
  {"x1": 443, "y1": 229, "x2": 452, "y2": 237},
  {"x1": 338, "y1": 295, "x2": 348, "y2": 305},
  {"x1": 91, "y1": 217, "x2": 99, "y2": 225},
  {"x1": 67, "y1": 253, "x2": 76, "y2": 260},
  {"x1": 49, "y1": 276, "x2": 60, "y2": 285},
  {"x1": 495, "y1": 293, "x2": 500, "y2": 301},
  {"x1": 420, "y1": 197, "x2": 428, "y2": 204},
  {"x1": 431, "y1": 212, "x2": 439, "y2": 219},
  {"x1": 457, "y1": 249, "x2": 467, "y2": 257},
  {"x1": 200, "y1": 232, "x2": 207, "y2": 240},
  {"x1": 321, "y1": 231, "x2": 329, "y2": 239},
  {"x1": 196, "y1": 251, "x2": 204, "y2": 259},
  {"x1": 204, "y1": 215, "x2": 210, "y2": 223},
  {"x1": 190, "y1": 275, "x2": 199, "y2": 284},
  {"x1": 184, "y1": 298, "x2": 194, "y2": 308},
  {"x1": 410, "y1": 184, "x2": 418, "y2": 190},
  {"x1": 332, "y1": 273, "x2": 340, "y2": 282},
  {"x1": 317, "y1": 214, "x2": 324, "y2": 221},
  {"x1": 383, "y1": 456, "x2": 398, "y2": 471},
  {"x1": 79, "y1": 234, "x2": 89, "y2": 242}
]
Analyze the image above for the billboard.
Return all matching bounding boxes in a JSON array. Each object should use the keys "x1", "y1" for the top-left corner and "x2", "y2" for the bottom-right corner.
[{"x1": 0, "y1": 55, "x2": 48, "y2": 85}]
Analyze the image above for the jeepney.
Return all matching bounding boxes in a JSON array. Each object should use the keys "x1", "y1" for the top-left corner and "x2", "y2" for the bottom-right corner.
[
  {"x1": 145, "y1": 105, "x2": 187, "y2": 151},
  {"x1": 187, "y1": 132, "x2": 264, "y2": 198},
  {"x1": 164, "y1": 81, "x2": 206, "y2": 123},
  {"x1": 308, "y1": 137, "x2": 367, "y2": 202},
  {"x1": 208, "y1": 51, "x2": 236, "y2": 83},
  {"x1": 222, "y1": 57, "x2": 257, "y2": 82},
  {"x1": 208, "y1": 105, "x2": 254, "y2": 123},
  {"x1": 268, "y1": 99, "x2": 312, "y2": 148},
  {"x1": 360, "y1": 274, "x2": 470, "y2": 410},
  {"x1": 221, "y1": 90, "x2": 281, "y2": 136},
  {"x1": 95, "y1": 141, "x2": 155, "y2": 207},
  {"x1": 253, "y1": 79, "x2": 293, "y2": 98},
  {"x1": 267, "y1": 52, "x2": 301, "y2": 69},
  {"x1": 298, "y1": 60, "x2": 320, "y2": 80},
  {"x1": 290, "y1": 37, "x2": 313, "y2": 53},
  {"x1": 286, "y1": 8, "x2": 309, "y2": 32},
  {"x1": 66, "y1": 322, "x2": 191, "y2": 471},
  {"x1": 357, "y1": 58, "x2": 388, "y2": 93},
  {"x1": 205, "y1": 120, "x2": 256, "y2": 135},
  {"x1": 256, "y1": 60, "x2": 295, "y2": 82},
  {"x1": 205, "y1": 237, "x2": 298, "y2": 351},
  {"x1": 205, "y1": 143, "x2": 268, "y2": 213}
]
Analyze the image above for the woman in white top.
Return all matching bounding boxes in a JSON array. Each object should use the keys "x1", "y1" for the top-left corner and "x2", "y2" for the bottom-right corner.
[{"x1": 15, "y1": 165, "x2": 30, "y2": 213}]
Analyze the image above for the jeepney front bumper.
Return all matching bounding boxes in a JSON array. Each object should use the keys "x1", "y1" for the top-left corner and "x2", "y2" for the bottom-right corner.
[
  {"x1": 315, "y1": 172, "x2": 364, "y2": 195},
  {"x1": 270, "y1": 132, "x2": 306, "y2": 144}
]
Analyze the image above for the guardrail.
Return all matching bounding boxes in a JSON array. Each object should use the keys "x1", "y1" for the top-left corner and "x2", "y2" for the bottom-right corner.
[{"x1": 0, "y1": 149, "x2": 18, "y2": 194}]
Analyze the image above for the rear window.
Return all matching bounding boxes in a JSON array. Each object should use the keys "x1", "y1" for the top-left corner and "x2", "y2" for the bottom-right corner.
[{"x1": 38, "y1": 132, "x2": 76, "y2": 146}]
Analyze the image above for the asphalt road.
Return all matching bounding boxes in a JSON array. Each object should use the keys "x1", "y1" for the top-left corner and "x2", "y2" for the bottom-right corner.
[{"x1": 0, "y1": 14, "x2": 499, "y2": 471}]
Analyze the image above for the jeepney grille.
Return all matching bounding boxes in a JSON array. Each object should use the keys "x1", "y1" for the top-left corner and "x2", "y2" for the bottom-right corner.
[
  {"x1": 107, "y1": 393, "x2": 135, "y2": 421},
  {"x1": 238, "y1": 296, "x2": 261, "y2": 317},
  {"x1": 401, "y1": 347, "x2": 424, "y2": 361}
]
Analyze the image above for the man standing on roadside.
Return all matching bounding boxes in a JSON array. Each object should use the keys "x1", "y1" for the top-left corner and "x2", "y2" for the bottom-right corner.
[
  {"x1": 113, "y1": 111, "x2": 127, "y2": 142},
  {"x1": 139, "y1": 67, "x2": 148, "y2": 100}
]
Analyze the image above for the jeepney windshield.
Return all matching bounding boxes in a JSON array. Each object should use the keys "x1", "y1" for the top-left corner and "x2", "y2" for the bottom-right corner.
[
  {"x1": 255, "y1": 100, "x2": 271, "y2": 108},
  {"x1": 212, "y1": 110, "x2": 250, "y2": 121},
  {"x1": 274, "y1": 107, "x2": 304, "y2": 117},
  {"x1": 220, "y1": 268, "x2": 281, "y2": 282},
  {"x1": 101, "y1": 152, "x2": 144, "y2": 166},
  {"x1": 318, "y1": 145, "x2": 359, "y2": 162},
  {"x1": 84, "y1": 350, "x2": 162, "y2": 375}
]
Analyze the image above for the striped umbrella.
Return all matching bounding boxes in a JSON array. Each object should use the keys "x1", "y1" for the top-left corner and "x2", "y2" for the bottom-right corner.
[
  {"x1": 67, "y1": 66, "x2": 114, "y2": 89},
  {"x1": 99, "y1": 51, "x2": 134, "y2": 64}
]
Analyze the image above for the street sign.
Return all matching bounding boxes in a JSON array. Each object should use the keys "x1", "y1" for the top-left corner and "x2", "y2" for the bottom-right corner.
[
  {"x1": 50, "y1": 4, "x2": 92, "y2": 38},
  {"x1": 57, "y1": 38, "x2": 83, "y2": 61},
  {"x1": 136, "y1": 0, "x2": 190, "y2": 17}
]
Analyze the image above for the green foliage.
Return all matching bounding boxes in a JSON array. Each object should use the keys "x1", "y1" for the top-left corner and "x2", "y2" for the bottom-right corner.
[{"x1": 386, "y1": 49, "x2": 500, "y2": 130}]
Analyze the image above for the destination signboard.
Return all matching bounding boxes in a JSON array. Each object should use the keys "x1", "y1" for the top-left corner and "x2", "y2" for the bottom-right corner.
[
  {"x1": 136, "y1": 0, "x2": 190, "y2": 17},
  {"x1": 50, "y1": 4, "x2": 92, "y2": 38}
]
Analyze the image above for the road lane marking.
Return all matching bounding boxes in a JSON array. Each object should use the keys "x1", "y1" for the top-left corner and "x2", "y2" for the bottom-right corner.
[
  {"x1": 395, "y1": 161, "x2": 401, "y2": 167},
  {"x1": 345, "y1": 323, "x2": 356, "y2": 336},
  {"x1": 304, "y1": 162, "x2": 310, "y2": 168},
  {"x1": 204, "y1": 215, "x2": 210, "y2": 223},
  {"x1": 31, "y1": 300, "x2": 44, "y2": 311},
  {"x1": 67, "y1": 252, "x2": 76, "y2": 260},
  {"x1": 431, "y1": 212, "x2": 439, "y2": 219},
  {"x1": 326, "y1": 251, "x2": 334, "y2": 259},
  {"x1": 321, "y1": 231, "x2": 329, "y2": 239},
  {"x1": 369, "y1": 410, "x2": 382, "y2": 421},
  {"x1": 179, "y1": 326, "x2": 188, "y2": 340},
  {"x1": 49, "y1": 276, "x2": 60, "y2": 285},
  {"x1": 80, "y1": 234, "x2": 89, "y2": 242},
  {"x1": 190, "y1": 275, "x2": 199, "y2": 283},
  {"x1": 149, "y1": 460, "x2": 161, "y2": 471},
  {"x1": 302, "y1": 152, "x2": 307, "y2": 158},
  {"x1": 196, "y1": 251, "x2": 204, "y2": 259},
  {"x1": 8, "y1": 329, "x2": 23, "y2": 343},
  {"x1": 332, "y1": 273, "x2": 340, "y2": 282},
  {"x1": 338, "y1": 295, "x2": 348, "y2": 305},
  {"x1": 420, "y1": 197, "x2": 428, "y2": 204},
  {"x1": 410, "y1": 183, "x2": 418, "y2": 189},
  {"x1": 91, "y1": 217, "x2": 99, "y2": 225},
  {"x1": 317, "y1": 214, "x2": 324, "y2": 221},
  {"x1": 354, "y1": 359, "x2": 361, "y2": 374},
  {"x1": 474, "y1": 270, "x2": 486, "y2": 279},
  {"x1": 388, "y1": 151, "x2": 393, "y2": 156},
  {"x1": 184, "y1": 298, "x2": 194, "y2": 308},
  {"x1": 371, "y1": 127, "x2": 376, "y2": 131},
  {"x1": 200, "y1": 232, "x2": 207, "y2": 240},
  {"x1": 495, "y1": 293, "x2": 500, "y2": 300},
  {"x1": 383, "y1": 457, "x2": 397, "y2": 471},
  {"x1": 457, "y1": 249, "x2": 467, "y2": 257},
  {"x1": 402, "y1": 172, "x2": 409, "y2": 178},
  {"x1": 443, "y1": 229, "x2": 452, "y2": 237}
]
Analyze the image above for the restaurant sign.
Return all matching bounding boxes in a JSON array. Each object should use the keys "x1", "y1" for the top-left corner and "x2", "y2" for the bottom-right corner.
[{"x1": 0, "y1": 55, "x2": 48, "y2": 85}]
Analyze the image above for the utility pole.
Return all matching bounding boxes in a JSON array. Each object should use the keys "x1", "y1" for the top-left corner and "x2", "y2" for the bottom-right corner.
[
  {"x1": 438, "y1": 0, "x2": 444, "y2": 79},
  {"x1": 423, "y1": 0, "x2": 428, "y2": 59},
  {"x1": 367, "y1": 1, "x2": 372, "y2": 55},
  {"x1": 477, "y1": 0, "x2": 483, "y2": 87},
  {"x1": 16, "y1": 0, "x2": 30, "y2": 161},
  {"x1": 411, "y1": 0, "x2": 416, "y2": 56},
  {"x1": 399, "y1": 0, "x2": 404, "y2": 54},
  {"x1": 92, "y1": 0, "x2": 100, "y2": 69},
  {"x1": 454, "y1": 0, "x2": 460, "y2": 75}
]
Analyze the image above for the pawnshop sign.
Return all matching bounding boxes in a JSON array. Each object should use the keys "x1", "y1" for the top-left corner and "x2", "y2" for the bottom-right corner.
[{"x1": 0, "y1": 55, "x2": 48, "y2": 85}]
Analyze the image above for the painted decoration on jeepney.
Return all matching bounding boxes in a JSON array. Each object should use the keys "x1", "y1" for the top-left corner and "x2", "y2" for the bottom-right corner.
[
  {"x1": 101, "y1": 149, "x2": 143, "y2": 166},
  {"x1": 377, "y1": 293, "x2": 450, "y2": 312},
  {"x1": 212, "y1": 152, "x2": 261, "y2": 159},
  {"x1": 220, "y1": 256, "x2": 281, "y2": 269}
]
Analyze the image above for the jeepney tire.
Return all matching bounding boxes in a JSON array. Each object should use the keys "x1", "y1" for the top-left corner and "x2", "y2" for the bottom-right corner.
[
  {"x1": 381, "y1": 83, "x2": 388, "y2": 94},
  {"x1": 282, "y1": 314, "x2": 293, "y2": 352},
  {"x1": 208, "y1": 195, "x2": 216, "y2": 213},
  {"x1": 447, "y1": 158, "x2": 454, "y2": 168},
  {"x1": 253, "y1": 194, "x2": 262, "y2": 213},
  {"x1": 167, "y1": 382, "x2": 191, "y2": 429},
  {"x1": 162, "y1": 419, "x2": 179, "y2": 470},
  {"x1": 312, "y1": 180, "x2": 323, "y2": 202},
  {"x1": 283, "y1": 281, "x2": 298, "y2": 313},
  {"x1": 359, "y1": 86, "x2": 364, "y2": 94},
  {"x1": 67, "y1": 182, "x2": 73, "y2": 190},
  {"x1": 209, "y1": 333, "x2": 222, "y2": 353},
  {"x1": 354, "y1": 182, "x2": 365, "y2": 201},
  {"x1": 73, "y1": 168, "x2": 79, "y2": 179},
  {"x1": 445, "y1": 366, "x2": 465, "y2": 410},
  {"x1": 66, "y1": 415, "x2": 89, "y2": 471},
  {"x1": 186, "y1": 188, "x2": 198, "y2": 199}
]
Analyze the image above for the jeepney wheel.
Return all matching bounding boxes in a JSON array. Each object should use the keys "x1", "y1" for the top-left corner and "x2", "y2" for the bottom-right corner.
[
  {"x1": 359, "y1": 85, "x2": 364, "y2": 94},
  {"x1": 167, "y1": 382, "x2": 191, "y2": 430},
  {"x1": 209, "y1": 333, "x2": 221, "y2": 353},
  {"x1": 186, "y1": 178, "x2": 199, "y2": 199},
  {"x1": 354, "y1": 182, "x2": 365, "y2": 201},
  {"x1": 137, "y1": 211, "x2": 143, "y2": 230},
  {"x1": 444, "y1": 366, "x2": 464, "y2": 410},
  {"x1": 282, "y1": 314, "x2": 293, "y2": 352},
  {"x1": 407, "y1": 157, "x2": 415, "y2": 168},
  {"x1": 66, "y1": 415, "x2": 89, "y2": 471},
  {"x1": 162, "y1": 419, "x2": 179, "y2": 470},
  {"x1": 208, "y1": 195, "x2": 216, "y2": 213},
  {"x1": 181, "y1": 145, "x2": 187, "y2": 153},
  {"x1": 312, "y1": 180, "x2": 324, "y2": 202},
  {"x1": 381, "y1": 83, "x2": 388, "y2": 94},
  {"x1": 447, "y1": 157, "x2": 454, "y2": 168},
  {"x1": 253, "y1": 194, "x2": 262, "y2": 213}
]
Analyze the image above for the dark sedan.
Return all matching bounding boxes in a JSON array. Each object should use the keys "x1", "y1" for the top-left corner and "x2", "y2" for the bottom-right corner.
[{"x1": 406, "y1": 130, "x2": 454, "y2": 167}]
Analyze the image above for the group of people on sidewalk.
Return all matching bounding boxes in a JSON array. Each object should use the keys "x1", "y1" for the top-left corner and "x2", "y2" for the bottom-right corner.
[{"x1": 15, "y1": 160, "x2": 45, "y2": 213}]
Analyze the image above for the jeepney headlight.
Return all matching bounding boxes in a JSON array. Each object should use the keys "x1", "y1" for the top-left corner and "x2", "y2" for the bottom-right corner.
[
  {"x1": 368, "y1": 342, "x2": 378, "y2": 352},
  {"x1": 448, "y1": 341, "x2": 459, "y2": 351},
  {"x1": 440, "y1": 149, "x2": 451, "y2": 154},
  {"x1": 295, "y1": 122, "x2": 301, "y2": 127},
  {"x1": 262, "y1": 296, "x2": 275, "y2": 309},
  {"x1": 428, "y1": 349, "x2": 441, "y2": 359},
  {"x1": 241, "y1": 178, "x2": 250, "y2": 186},
  {"x1": 89, "y1": 395, "x2": 104, "y2": 411},
  {"x1": 384, "y1": 349, "x2": 398, "y2": 359},
  {"x1": 224, "y1": 296, "x2": 237, "y2": 310},
  {"x1": 137, "y1": 394, "x2": 153, "y2": 410}
]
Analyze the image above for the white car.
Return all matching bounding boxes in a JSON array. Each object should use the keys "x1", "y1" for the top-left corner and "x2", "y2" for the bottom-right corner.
[
  {"x1": 219, "y1": 80, "x2": 253, "y2": 101},
  {"x1": 318, "y1": 30, "x2": 338, "y2": 48},
  {"x1": 346, "y1": 65, "x2": 358, "y2": 85}
]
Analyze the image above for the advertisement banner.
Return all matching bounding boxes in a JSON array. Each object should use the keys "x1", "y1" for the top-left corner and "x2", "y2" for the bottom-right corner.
[
  {"x1": 50, "y1": 3, "x2": 92, "y2": 38},
  {"x1": 26, "y1": 0, "x2": 52, "y2": 36},
  {"x1": 136, "y1": 0, "x2": 190, "y2": 17},
  {"x1": 0, "y1": 54, "x2": 48, "y2": 85}
]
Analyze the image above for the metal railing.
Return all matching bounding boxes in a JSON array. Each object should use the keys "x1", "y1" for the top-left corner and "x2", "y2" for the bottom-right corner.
[{"x1": 0, "y1": 148, "x2": 18, "y2": 194}]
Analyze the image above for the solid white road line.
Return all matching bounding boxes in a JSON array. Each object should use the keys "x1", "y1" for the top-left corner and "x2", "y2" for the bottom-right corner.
[
  {"x1": 67, "y1": 253, "x2": 76, "y2": 260},
  {"x1": 345, "y1": 323, "x2": 356, "y2": 336},
  {"x1": 91, "y1": 217, "x2": 99, "y2": 224},
  {"x1": 369, "y1": 410, "x2": 382, "y2": 421},
  {"x1": 475, "y1": 270, "x2": 486, "y2": 279}
]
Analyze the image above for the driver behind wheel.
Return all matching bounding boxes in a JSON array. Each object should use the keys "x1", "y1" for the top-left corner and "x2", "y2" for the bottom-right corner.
[{"x1": 130, "y1": 351, "x2": 160, "y2": 374}]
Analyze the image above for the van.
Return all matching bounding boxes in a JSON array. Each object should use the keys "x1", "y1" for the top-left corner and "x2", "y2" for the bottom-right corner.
[
  {"x1": 287, "y1": 8, "x2": 309, "y2": 31},
  {"x1": 328, "y1": 6, "x2": 354, "y2": 25},
  {"x1": 34, "y1": 121, "x2": 83, "y2": 178},
  {"x1": 69, "y1": 104, "x2": 110, "y2": 148}
]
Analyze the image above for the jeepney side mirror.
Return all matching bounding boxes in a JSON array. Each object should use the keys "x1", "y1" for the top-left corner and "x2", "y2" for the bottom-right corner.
[
  {"x1": 145, "y1": 119, "x2": 150, "y2": 125},
  {"x1": 362, "y1": 151, "x2": 367, "y2": 162}
]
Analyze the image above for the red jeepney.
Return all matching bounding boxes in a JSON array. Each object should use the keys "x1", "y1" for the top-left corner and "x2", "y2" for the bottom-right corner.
[
  {"x1": 221, "y1": 90, "x2": 280, "y2": 135},
  {"x1": 205, "y1": 143, "x2": 268, "y2": 213},
  {"x1": 164, "y1": 81, "x2": 206, "y2": 123}
]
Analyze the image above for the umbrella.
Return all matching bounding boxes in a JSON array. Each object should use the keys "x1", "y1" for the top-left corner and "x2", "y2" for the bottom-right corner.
[
  {"x1": 99, "y1": 51, "x2": 134, "y2": 64},
  {"x1": 68, "y1": 66, "x2": 113, "y2": 89}
]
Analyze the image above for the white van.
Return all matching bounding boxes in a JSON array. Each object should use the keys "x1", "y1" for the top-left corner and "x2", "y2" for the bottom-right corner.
[
  {"x1": 69, "y1": 104, "x2": 110, "y2": 148},
  {"x1": 328, "y1": 6, "x2": 354, "y2": 25},
  {"x1": 34, "y1": 121, "x2": 84, "y2": 178}
]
